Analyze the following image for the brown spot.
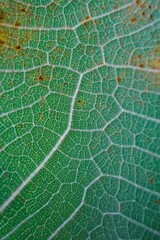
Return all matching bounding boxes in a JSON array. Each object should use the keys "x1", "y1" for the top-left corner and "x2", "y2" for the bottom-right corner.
[
  {"x1": 40, "y1": 97, "x2": 45, "y2": 107},
  {"x1": 116, "y1": 76, "x2": 121, "y2": 83},
  {"x1": 21, "y1": 8, "x2": 26, "y2": 13},
  {"x1": 137, "y1": 54, "x2": 142, "y2": 59},
  {"x1": 154, "y1": 199, "x2": 159, "y2": 205},
  {"x1": 139, "y1": 63, "x2": 144, "y2": 68},
  {"x1": 40, "y1": 116, "x2": 44, "y2": 122},
  {"x1": 130, "y1": 17, "x2": 138, "y2": 23},
  {"x1": 16, "y1": 45, "x2": 21, "y2": 50},
  {"x1": 135, "y1": 0, "x2": 146, "y2": 7},
  {"x1": 135, "y1": 0, "x2": 140, "y2": 5},
  {"x1": 150, "y1": 59, "x2": 160, "y2": 69},
  {"x1": 0, "y1": 28, "x2": 7, "y2": 48},
  {"x1": 148, "y1": 5, "x2": 152, "y2": 9},
  {"x1": 99, "y1": 61, "x2": 104, "y2": 65},
  {"x1": 149, "y1": 178, "x2": 154, "y2": 184},
  {"x1": 0, "y1": 38, "x2": 5, "y2": 46},
  {"x1": 40, "y1": 53, "x2": 44, "y2": 59},
  {"x1": 0, "y1": 9, "x2": 6, "y2": 22},
  {"x1": 113, "y1": 4, "x2": 119, "y2": 10},
  {"x1": 149, "y1": 14, "x2": 153, "y2": 19},
  {"x1": 78, "y1": 99, "x2": 83, "y2": 107},
  {"x1": 85, "y1": 16, "x2": 91, "y2": 21},
  {"x1": 56, "y1": 48, "x2": 62, "y2": 53},
  {"x1": 15, "y1": 21, "x2": 20, "y2": 27},
  {"x1": 48, "y1": 2, "x2": 58, "y2": 11},
  {"x1": 83, "y1": 15, "x2": 92, "y2": 27},
  {"x1": 41, "y1": 96, "x2": 45, "y2": 101},
  {"x1": 0, "y1": 14, "x2": 4, "y2": 21},
  {"x1": 153, "y1": 47, "x2": 159, "y2": 54},
  {"x1": 141, "y1": 11, "x2": 146, "y2": 16},
  {"x1": 38, "y1": 75, "x2": 45, "y2": 81},
  {"x1": 19, "y1": 123, "x2": 23, "y2": 129}
]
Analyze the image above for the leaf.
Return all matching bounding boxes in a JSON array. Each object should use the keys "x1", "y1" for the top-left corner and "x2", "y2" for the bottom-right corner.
[{"x1": 0, "y1": 0, "x2": 160, "y2": 239}]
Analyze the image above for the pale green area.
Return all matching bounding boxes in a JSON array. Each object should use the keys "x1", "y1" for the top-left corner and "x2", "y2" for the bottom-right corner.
[{"x1": 0, "y1": 0, "x2": 160, "y2": 239}]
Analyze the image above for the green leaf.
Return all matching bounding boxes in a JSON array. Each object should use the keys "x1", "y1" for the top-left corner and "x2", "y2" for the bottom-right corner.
[{"x1": 0, "y1": 0, "x2": 160, "y2": 239}]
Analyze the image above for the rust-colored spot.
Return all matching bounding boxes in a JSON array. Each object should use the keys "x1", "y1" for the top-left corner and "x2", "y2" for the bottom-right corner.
[
  {"x1": 139, "y1": 63, "x2": 144, "y2": 68},
  {"x1": 0, "y1": 29, "x2": 7, "y2": 48},
  {"x1": 99, "y1": 61, "x2": 104, "y2": 66},
  {"x1": 38, "y1": 75, "x2": 45, "y2": 81},
  {"x1": 153, "y1": 47, "x2": 159, "y2": 54},
  {"x1": 0, "y1": 38, "x2": 5, "y2": 45},
  {"x1": 16, "y1": 45, "x2": 21, "y2": 50},
  {"x1": 116, "y1": 76, "x2": 121, "y2": 83},
  {"x1": 149, "y1": 178, "x2": 154, "y2": 184},
  {"x1": 40, "y1": 97, "x2": 45, "y2": 107},
  {"x1": 15, "y1": 21, "x2": 20, "y2": 27},
  {"x1": 137, "y1": 54, "x2": 142, "y2": 59},
  {"x1": 135, "y1": 0, "x2": 140, "y2": 4},
  {"x1": 40, "y1": 116, "x2": 44, "y2": 122},
  {"x1": 40, "y1": 53, "x2": 44, "y2": 59},
  {"x1": 130, "y1": 17, "x2": 138, "y2": 23},
  {"x1": 135, "y1": 0, "x2": 146, "y2": 8},
  {"x1": 83, "y1": 15, "x2": 92, "y2": 27},
  {"x1": 56, "y1": 48, "x2": 62, "y2": 53},
  {"x1": 21, "y1": 8, "x2": 26, "y2": 13},
  {"x1": 148, "y1": 5, "x2": 152, "y2": 9},
  {"x1": 154, "y1": 199, "x2": 159, "y2": 205},
  {"x1": 141, "y1": 11, "x2": 146, "y2": 16},
  {"x1": 49, "y1": 2, "x2": 58, "y2": 11},
  {"x1": 85, "y1": 16, "x2": 91, "y2": 21},
  {"x1": 113, "y1": 4, "x2": 119, "y2": 9},
  {"x1": 19, "y1": 123, "x2": 23, "y2": 129},
  {"x1": 0, "y1": 9, "x2": 6, "y2": 22},
  {"x1": 150, "y1": 59, "x2": 160, "y2": 69},
  {"x1": 78, "y1": 99, "x2": 83, "y2": 107},
  {"x1": 149, "y1": 14, "x2": 153, "y2": 19}
]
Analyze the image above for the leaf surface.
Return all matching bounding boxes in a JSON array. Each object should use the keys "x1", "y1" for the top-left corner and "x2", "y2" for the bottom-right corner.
[{"x1": 0, "y1": 0, "x2": 160, "y2": 239}]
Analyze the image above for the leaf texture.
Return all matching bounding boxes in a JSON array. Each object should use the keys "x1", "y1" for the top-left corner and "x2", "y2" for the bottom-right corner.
[{"x1": 0, "y1": 0, "x2": 160, "y2": 239}]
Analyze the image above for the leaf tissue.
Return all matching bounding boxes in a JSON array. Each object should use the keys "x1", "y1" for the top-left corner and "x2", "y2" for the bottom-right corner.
[{"x1": 0, "y1": 0, "x2": 160, "y2": 239}]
